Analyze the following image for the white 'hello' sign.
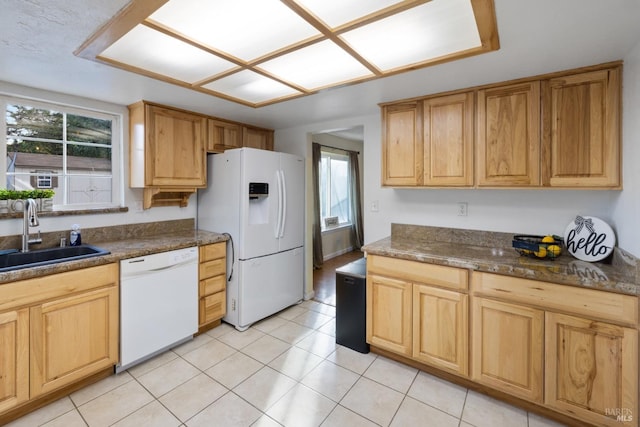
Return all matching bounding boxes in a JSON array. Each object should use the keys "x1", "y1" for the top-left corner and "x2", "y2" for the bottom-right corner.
[{"x1": 564, "y1": 215, "x2": 615, "y2": 262}]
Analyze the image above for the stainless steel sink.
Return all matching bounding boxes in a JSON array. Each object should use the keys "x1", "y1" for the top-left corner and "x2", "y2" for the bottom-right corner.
[{"x1": 0, "y1": 245, "x2": 110, "y2": 272}]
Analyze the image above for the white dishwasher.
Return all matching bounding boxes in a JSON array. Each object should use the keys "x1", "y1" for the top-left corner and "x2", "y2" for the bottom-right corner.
[{"x1": 117, "y1": 247, "x2": 198, "y2": 373}]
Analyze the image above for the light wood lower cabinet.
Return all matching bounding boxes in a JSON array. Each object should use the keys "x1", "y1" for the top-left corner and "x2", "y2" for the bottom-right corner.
[
  {"x1": 366, "y1": 255, "x2": 469, "y2": 367},
  {"x1": 366, "y1": 274, "x2": 412, "y2": 356},
  {"x1": 367, "y1": 259, "x2": 639, "y2": 427},
  {"x1": 199, "y1": 242, "x2": 227, "y2": 329},
  {"x1": 413, "y1": 284, "x2": 468, "y2": 375},
  {"x1": 471, "y1": 298, "x2": 544, "y2": 402},
  {"x1": 545, "y1": 312, "x2": 638, "y2": 426},
  {"x1": 0, "y1": 263, "x2": 119, "y2": 416},
  {"x1": 30, "y1": 286, "x2": 118, "y2": 397},
  {"x1": 0, "y1": 309, "x2": 29, "y2": 413}
]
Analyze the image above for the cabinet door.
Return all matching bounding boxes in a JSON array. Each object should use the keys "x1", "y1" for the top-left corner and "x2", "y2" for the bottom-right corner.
[
  {"x1": 146, "y1": 105, "x2": 206, "y2": 186},
  {"x1": 208, "y1": 119, "x2": 241, "y2": 153},
  {"x1": 30, "y1": 287, "x2": 118, "y2": 397},
  {"x1": 477, "y1": 82, "x2": 540, "y2": 186},
  {"x1": 471, "y1": 298, "x2": 543, "y2": 402},
  {"x1": 542, "y1": 68, "x2": 620, "y2": 187},
  {"x1": 0, "y1": 309, "x2": 28, "y2": 413},
  {"x1": 243, "y1": 127, "x2": 274, "y2": 150},
  {"x1": 382, "y1": 103, "x2": 422, "y2": 186},
  {"x1": 545, "y1": 312, "x2": 637, "y2": 426},
  {"x1": 413, "y1": 285, "x2": 468, "y2": 376},
  {"x1": 366, "y1": 274, "x2": 412, "y2": 356},
  {"x1": 423, "y1": 92, "x2": 474, "y2": 186}
]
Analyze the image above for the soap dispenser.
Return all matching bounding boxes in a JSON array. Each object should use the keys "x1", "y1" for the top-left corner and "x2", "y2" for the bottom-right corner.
[{"x1": 70, "y1": 224, "x2": 82, "y2": 246}]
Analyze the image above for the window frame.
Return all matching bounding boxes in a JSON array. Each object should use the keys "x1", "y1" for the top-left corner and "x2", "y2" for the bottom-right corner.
[
  {"x1": 35, "y1": 170, "x2": 53, "y2": 189},
  {"x1": 1, "y1": 94, "x2": 124, "y2": 211},
  {"x1": 319, "y1": 147, "x2": 352, "y2": 231}
]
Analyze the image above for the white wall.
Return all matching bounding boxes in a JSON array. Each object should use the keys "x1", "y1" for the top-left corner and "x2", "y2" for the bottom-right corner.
[
  {"x1": 612, "y1": 40, "x2": 640, "y2": 257},
  {"x1": 0, "y1": 81, "x2": 196, "y2": 238},
  {"x1": 321, "y1": 226, "x2": 353, "y2": 260}
]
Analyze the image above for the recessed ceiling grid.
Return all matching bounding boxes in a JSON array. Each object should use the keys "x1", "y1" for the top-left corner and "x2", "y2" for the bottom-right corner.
[{"x1": 76, "y1": 0, "x2": 499, "y2": 107}]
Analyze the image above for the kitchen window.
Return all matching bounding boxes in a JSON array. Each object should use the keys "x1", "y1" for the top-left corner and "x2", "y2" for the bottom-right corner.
[
  {"x1": 1, "y1": 96, "x2": 122, "y2": 210},
  {"x1": 319, "y1": 148, "x2": 351, "y2": 230}
]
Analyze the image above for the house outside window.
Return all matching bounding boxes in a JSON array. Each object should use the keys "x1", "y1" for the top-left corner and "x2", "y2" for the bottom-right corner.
[
  {"x1": 2, "y1": 96, "x2": 122, "y2": 209},
  {"x1": 319, "y1": 148, "x2": 351, "y2": 230}
]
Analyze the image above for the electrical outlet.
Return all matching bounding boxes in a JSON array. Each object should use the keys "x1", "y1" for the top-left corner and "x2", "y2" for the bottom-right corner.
[
  {"x1": 371, "y1": 200, "x2": 379, "y2": 212},
  {"x1": 457, "y1": 202, "x2": 468, "y2": 216}
]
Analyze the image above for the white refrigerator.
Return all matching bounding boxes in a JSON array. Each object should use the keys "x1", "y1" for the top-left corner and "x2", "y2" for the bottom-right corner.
[{"x1": 198, "y1": 148, "x2": 305, "y2": 331}]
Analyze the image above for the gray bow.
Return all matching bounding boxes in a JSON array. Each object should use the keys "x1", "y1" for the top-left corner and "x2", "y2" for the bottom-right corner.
[{"x1": 574, "y1": 216, "x2": 595, "y2": 234}]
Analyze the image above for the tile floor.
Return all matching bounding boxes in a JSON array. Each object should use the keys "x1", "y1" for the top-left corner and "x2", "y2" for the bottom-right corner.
[{"x1": 8, "y1": 300, "x2": 567, "y2": 427}]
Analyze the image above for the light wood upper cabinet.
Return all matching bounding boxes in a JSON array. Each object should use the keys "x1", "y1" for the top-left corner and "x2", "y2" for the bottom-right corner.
[
  {"x1": 381, "y1": 102, "x2": 422, "y2": 186},
  {"x1": 471, "y1": 297, "x2": 544, "y2": 403},
  {"x1": 0, "y1": 309, "x2": 29, "y2": 413},
  {"x1": 413, "y1": 284, "x2": 468, "y2": 376},
  {"x1": 545, "y1": 312, "x2": 638, "y2": 427},
  {"x1": 129, "y1": 102, "x2": 207, "y2": 188},
  {"x1": 542, "y1": 68, "x2": 621, "y2": 188},
  {"x1": 366, "y1": 273, "x2": 413, "y2": 356},
  {"x1": 207, "y1": 119, "x2": 241, "y2": 153},
  {"x1": 476, "y1": 81, "x2": 540, "y2": 186},
  {"x1": 243, "y1": 126, "x2": 274, "y2": 151},
  {"x1": 423, "y1": 92, "x2": 474, "y2": 186},
  {"x1": 381, "y1": 62, "x2": 622, "y2": 189}
]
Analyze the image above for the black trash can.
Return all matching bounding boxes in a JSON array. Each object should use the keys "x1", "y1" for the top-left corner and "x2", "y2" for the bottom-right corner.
[{"x1": 335, "y1": 257, "x2": 369, "y2": 353}]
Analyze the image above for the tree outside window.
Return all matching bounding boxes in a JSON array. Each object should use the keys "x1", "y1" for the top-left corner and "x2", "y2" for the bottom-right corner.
[{"x1": 3, "y1": 98, "x2": 119, "y2": 209}]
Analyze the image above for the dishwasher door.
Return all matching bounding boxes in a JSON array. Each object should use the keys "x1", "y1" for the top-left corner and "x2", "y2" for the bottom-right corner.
[{"x1": 118, "y1": 247, "x2": 198, "y2": 372}]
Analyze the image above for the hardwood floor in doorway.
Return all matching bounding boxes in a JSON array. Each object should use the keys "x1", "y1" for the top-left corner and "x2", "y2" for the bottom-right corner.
[{"x1": 313, "y1": 250, "x2": 364, "y2": 306}]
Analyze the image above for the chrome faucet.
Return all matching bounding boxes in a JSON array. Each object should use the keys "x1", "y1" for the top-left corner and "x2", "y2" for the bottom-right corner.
[{"x1": 22, "y1": 198, "x2": 42, "y2": 252}]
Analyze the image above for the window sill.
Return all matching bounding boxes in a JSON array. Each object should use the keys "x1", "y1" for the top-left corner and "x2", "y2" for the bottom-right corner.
[
  {"x1": 321, "y1": 223, "x2": 352, "y2": 235},
  {"x1": 1, "y1": 206, "x2": 128, "y2": 219}
]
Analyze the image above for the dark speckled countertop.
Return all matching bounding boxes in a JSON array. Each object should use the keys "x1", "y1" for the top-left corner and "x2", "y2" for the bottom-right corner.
[
  {"x1": 362, "y1": 224, "x2": 640, "y2": 296},
  {"x1": 0, "y1": 219, "x2": 227, "y2": 284}
]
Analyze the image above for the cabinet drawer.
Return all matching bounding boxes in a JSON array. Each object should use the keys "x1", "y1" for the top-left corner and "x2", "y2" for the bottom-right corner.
[
  {"x1": 200, "y1": 291, "x2": 226, "y2": 325},
  {"x1": 199, "y1": 258, "x2": 225, "y2": 279},
  {"x1": 367, "y1": 255, "x2": 468, "y2": 291},
  {"x1": 200, "y1": 275, "x2": 225, "y2": 296},
  {"x1": 199, "y1": 242, "x2": 226, "y2": 262},
  {"x1": 472, "y1": 271, "x2": 638, "y2": 327},
  {"x1": 0, "y1": 264, "x2": 118, "y2": 312}
]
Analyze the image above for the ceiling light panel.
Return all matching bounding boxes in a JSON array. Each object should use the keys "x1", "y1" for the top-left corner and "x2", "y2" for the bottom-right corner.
[
  {"x1": 202, "y1": 70, "x2": 302, "y2": 104},
  {"x1": 294, "y1": 0, "x2": 404, "y2": 28},
  {"x1": 341, "y1": 0, "x2": 482, "y2": 71},
  {"x1": 100, "y1": 24, "x2": 235, "y2": 83},
  {"x1": 258, "y1": 40, "x2": 374, "y2": 90},
  {"x1": 149, "y1": 0, "x2": 320, "y2": 61}
]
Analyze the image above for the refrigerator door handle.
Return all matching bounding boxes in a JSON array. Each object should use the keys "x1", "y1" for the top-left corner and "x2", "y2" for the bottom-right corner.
[
  {"x1": 280, "y1": 170, "x2": 287, "y2": 238},
  {"x1": 275, "y1": 170, "x2": 283, "y2": 238}
]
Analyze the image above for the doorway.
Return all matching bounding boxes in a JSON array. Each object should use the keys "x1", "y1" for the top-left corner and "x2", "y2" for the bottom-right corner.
[{"x1": 311, "y1": 126, "x2": 364, "y2": 306}]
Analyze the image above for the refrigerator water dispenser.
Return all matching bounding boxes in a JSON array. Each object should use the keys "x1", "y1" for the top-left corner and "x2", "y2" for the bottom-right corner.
[{"x1": 248, "y1": 182, "x2": 269, "y2": 225}]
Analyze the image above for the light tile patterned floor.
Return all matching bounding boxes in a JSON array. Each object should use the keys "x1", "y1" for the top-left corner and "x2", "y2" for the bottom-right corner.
[{"x1": 7, "y1": 300, "x2": 568, "y2": 427}]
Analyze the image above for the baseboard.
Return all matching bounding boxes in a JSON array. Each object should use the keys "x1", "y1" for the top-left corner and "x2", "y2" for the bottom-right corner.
[
  {"x1": 323, "y1": 246, "x2": 354, "y2": 262},
  {"x1": 304, "y1": 289, "x2": 315, "y2": 300}
]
